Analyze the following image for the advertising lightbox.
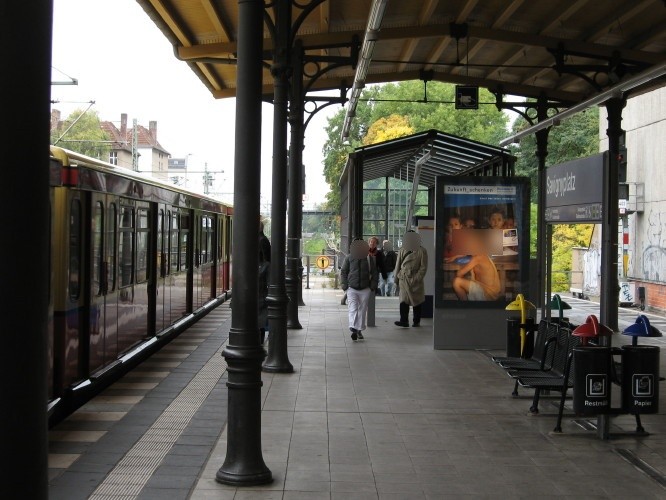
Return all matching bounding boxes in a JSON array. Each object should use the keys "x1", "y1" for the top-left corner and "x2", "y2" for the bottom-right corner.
[{"x1": 435, "y1": 176, "x2": 531, "y2": 308}]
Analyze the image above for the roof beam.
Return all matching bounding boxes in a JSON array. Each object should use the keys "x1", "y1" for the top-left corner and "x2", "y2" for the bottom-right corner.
[
  {"x1": 200, "y1": 0, "x2": 232, "y2": 42},
  {"x1": 485, "y1": 0, "x2": 591, "y2": 81},
  {"x1": 146, "y1": 0, "x2": 193, "y2": 47},
  {"x1": 450, "y1": 0, "x2": 525, "y2": 76},
  {"x1": 177, "y1": 22, "x2": 663, "y2": 66},
  {"x1": 520, "y1": 0, "x2": 658, "y2": 86},
  {"x1": 396, "y1": 0, "x2": 440, "y2": 72}
]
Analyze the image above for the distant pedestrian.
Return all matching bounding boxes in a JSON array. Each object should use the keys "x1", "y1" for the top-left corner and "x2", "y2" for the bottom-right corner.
[
  {"x1": 341, "y1": 238, "x2": 378, "y2": 341},
  {"x1": 380, "y1": 240, "x2": 397, "y2": 297},
  {"x1": 258, "y1": 219, "x2": 270, "y2": 343},
  {"x1": 394, "y1": 231, "x2": 428, "y2": 327},
  {"x1": 368, "y1": 236, "x2": 387, "y2": 295}
]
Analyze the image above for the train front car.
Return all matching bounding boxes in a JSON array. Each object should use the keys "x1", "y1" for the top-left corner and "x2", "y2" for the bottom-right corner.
[{"x1": 48, "y1": 147, "x2": 232, "y2": 425}]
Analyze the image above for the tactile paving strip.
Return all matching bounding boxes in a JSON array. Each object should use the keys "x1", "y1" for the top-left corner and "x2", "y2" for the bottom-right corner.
[{"x1": 88, "y1": 340, "x2": 228, "y2": 499}]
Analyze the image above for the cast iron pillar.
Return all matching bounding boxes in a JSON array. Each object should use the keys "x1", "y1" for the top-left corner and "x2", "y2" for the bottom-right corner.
[
  {"x1": 534, "y1": 98, "x2": 551, "y2": 313},
  {"x1": 597, "y1": 96, "x2": 626, "y2": 441},
  {"x1": 1, "y1": 3, "x2": 51, "y2": 498},
  {"x1": 286, "y1": 40, "x2": 305, "y2": 328},
  {"x1": 216, "y1": 0, "x2": 272, "y2": 486},
  {"x1": 263, "y1": 0, "x2": 293, "y2": 373}
]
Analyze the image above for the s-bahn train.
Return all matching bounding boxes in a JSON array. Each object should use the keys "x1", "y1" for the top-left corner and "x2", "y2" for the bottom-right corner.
[{"x1": 48, "y1": 147, "x2": 233, "y2": 425}]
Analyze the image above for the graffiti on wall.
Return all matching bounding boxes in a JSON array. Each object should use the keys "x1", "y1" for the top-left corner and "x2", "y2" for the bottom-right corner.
[
  {"x1": 642, "y1": 208, "x2": 666, "y2": 281},
  {"x1": 583, "y1": 246, "x2": 601, "y2": 295}
]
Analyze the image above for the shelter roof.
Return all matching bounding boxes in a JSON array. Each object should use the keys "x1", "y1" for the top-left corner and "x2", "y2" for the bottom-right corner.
[
  {"x1": 136, "y1": 0, "x2": 666, "y2": 103},
  {"x1": 341, "y1": 130, "x2": 515, "y2": 188}
]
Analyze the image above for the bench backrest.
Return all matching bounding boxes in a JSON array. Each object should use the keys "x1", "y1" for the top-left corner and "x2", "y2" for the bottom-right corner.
[
  {"x1": 531, "y1": 319, "x2": 558, "y2": 364},
  {"x1": 547, "y1": 320, "x2": 577, "y2": 375}
]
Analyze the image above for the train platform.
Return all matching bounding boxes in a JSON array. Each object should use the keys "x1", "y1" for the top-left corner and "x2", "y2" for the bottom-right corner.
[{"x1": 48, "y1": 282, "x2": 666, "y2": 499}]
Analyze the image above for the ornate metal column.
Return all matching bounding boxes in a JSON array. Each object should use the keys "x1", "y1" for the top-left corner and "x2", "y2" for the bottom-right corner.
[
  {"x1": 216, "y1": 0, "x2": 271, "y2": 486},
  {"x1": 597, "y1": 96, "x2": 626, "y2": 440},
  {"x1": 263, "y1": 0, "x2": 293, "y2": 373},
  {"x1": 286, "y1": 39, "x2": 305, "y2": 328},
  {"x1": 1, "y1": 3, "x2": 52, "y2": 498}
]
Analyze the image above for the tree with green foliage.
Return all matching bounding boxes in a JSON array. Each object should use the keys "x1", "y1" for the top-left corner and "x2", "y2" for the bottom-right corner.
[
  {"x1": 511, "y1": 107, "x2": 599, "y2": 203},
  {"x1": 51, "y1": 108, "x2": 110, "y2": 159},
  {"x1": 510, "y1": 106, "x2": 600, "y2": 291},
  {"x1": 322, "y1": 81, "x2": 509, "y2": 214}
]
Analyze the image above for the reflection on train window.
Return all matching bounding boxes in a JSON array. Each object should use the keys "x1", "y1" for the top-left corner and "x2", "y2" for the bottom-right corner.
[
  {"x1": 203, "y1": 216, "x2": 212, "y2": 264},
  {"x1": 92, "y1": 202, "x2": 103, "y2": 296},
  {"x1": 170, "y1": 211, "x2": 179, "y2": 273},
  {"x1": 181, "y1": 214, "x2": 190, "y2": 271},
  {"x1": 136, "y1": 208, "x2": 149, "y2": 283},
  {"x1": 119, "y1": 206, "x2": 134, "y2": 287},
  {"x1": 69, "y1": 198, "x2": 82, "y2": 300},
  {"x1": 107, "y1": 203, "x2": 117, "y2": 292}
]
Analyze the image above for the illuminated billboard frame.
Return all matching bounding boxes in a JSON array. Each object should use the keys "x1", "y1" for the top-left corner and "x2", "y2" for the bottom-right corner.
[{"x1": 435, "y1": 176, "x2": 531, "y2": 308}]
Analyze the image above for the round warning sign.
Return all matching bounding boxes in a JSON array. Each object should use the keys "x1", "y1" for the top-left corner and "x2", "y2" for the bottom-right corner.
[{"x1": 315, "y1": 255, "x2": 330, "y2": 269}]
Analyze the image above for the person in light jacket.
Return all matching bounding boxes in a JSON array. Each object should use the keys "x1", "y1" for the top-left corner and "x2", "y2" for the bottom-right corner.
[
  {"x1": 394, "y1": 231, "x2": 428, "y2": 327},
  {"x1": 341, "y1": 238, "x2": 378, "y2": 341}
]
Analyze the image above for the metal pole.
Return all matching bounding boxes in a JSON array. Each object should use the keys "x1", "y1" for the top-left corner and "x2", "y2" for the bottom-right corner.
[
  {"x1": 334, "y1": 255, "x2": 339, "y2": 289},
  {"x1": 263, "y1": 0, "x2": 293, "y2": 374},
  {"x1": 305, "y1": 255, "x2": 310, "y2": 289},
  {"x1": 0, "y1": 3, "x2": 51, "y2": 498},
  {"x1": 286, "y1": 40, "x2": 304, "y2": 328},
  {"x1": 598, "y1": 96, "x2": 625, "y2": 440},
  {"x1": 217, "y1": 0, "x2": 272, "y2": 485},
  {"x1": 535, "y1": 101, "x2": 551, "y2": 313}
]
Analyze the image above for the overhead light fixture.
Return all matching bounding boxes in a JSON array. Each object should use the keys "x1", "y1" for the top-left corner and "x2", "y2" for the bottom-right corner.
[{"x1": 340, "y1": 0, "x2": 388, "y2": 140}]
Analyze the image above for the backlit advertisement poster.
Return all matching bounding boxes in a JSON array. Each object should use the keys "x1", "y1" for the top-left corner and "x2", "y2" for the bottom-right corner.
[{"x1": 435, "y1": 176, "x2": 530, "y2": 308}]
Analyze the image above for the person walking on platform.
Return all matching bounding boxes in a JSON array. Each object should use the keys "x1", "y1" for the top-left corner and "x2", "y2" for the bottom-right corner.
[
  {"x1": 394, "y1": 231, "x2": 428, "y2": 327},
  {"x1": 341, "y1": 238, "x2": 378, "y2": 341},
  {"x1": 380, "y1": 240, "x2": 397, "y2": 296}
]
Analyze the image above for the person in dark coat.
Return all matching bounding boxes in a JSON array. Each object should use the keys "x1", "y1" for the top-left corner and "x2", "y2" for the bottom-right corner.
[
  {"x1": 380, "y1": 240, "x2": 397, "y2": 296},
  {"x1": 341, "y1": 238, "x2": 378, "y2": 341},
  {"x1": 258, "y1": 219, "x2": 270, "y2": 343}
]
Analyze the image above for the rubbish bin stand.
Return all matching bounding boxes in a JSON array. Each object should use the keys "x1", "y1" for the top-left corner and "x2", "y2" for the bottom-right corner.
[
  {"x1": 573, "y1": 346, "x2": 611, "y2": 415},
  {"x1": 621, "y1": 345, "x2": 660, "y2": 414}
]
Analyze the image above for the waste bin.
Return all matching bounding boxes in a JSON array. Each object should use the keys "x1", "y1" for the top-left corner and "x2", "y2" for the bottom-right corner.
[
  {"x1": 621, "y1": 345, "x2": 660, "y2": 414},
  {"x1": 573, "y1": 346, "x2": 611, "y2": 415},
  {"x1": 506, "y1": 317, "x2": 521, "y2": 358}
]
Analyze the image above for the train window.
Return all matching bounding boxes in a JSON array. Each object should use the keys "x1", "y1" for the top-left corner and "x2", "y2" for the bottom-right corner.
[
  {"x1": 107, "y1": 203, "x2": 117, "y2": 292},
  {"x1": 171, "y1": 211, "x2": 179, "y2": 273},
  {"x1": 136, "y1": 208, "x2": 149, "y2": 283},
  {"x1": 119, "y1": 206, "x2": 134, "y2": 287},
  {"x1": 180, "y1": 213, "x2": 190, "y2": 271},
  {"x1": 68, "y1": 198, "x2": 82, "y2": 300},
  {"x1": 92, "y1": 202, "x2": 103, "y2": 296}
]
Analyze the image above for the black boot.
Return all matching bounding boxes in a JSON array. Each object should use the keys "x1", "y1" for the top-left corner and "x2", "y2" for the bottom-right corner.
[
  {"x1": 395, "y1": 302, "x2": 410, "y2": 327},
  {"x1": 412, "y1": 304, "x2": 422, "y2": 327}
]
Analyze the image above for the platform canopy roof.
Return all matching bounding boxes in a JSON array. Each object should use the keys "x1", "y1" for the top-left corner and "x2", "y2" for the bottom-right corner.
[
  {"x1": 341, "y1": 130, "x2": 515, "y2": 188},
  {"x1": 136, "y1": 0, "x2": 666, "y2": 104}
]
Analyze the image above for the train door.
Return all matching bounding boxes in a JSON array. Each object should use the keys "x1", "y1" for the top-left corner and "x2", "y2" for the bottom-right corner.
[
  {"x1": 155, "y1": 206, "x2": 166, "y2": 332},
  {"x1": 88, "y1": 194, "x2": 119, "y2": 373}
]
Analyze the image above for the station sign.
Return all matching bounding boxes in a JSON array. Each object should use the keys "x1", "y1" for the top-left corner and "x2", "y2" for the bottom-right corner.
[
  {"x1": 315, "y1": 255, "x2": 330, "y2": 269},
  {"x1": 455, "y1": 85, "x2": 478, "y2": 109},
  {"x1": 545, "y1": 153, "x2": 605, "y2": 223}
]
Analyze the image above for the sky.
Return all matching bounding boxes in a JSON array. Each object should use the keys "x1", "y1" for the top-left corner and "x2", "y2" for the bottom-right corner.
[{"x1": 51, "y1": 0, "x2": 340, "y2": 208}]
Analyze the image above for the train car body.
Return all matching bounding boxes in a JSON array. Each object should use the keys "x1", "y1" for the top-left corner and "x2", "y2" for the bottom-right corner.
[{"x1": 48, "y1": 147, "x2": 232, "y2": 425}]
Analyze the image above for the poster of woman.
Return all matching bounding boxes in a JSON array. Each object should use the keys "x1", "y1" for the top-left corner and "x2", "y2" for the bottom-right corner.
[{"x1": 436, "y1": 177, "x2": 530, "y2": 308}]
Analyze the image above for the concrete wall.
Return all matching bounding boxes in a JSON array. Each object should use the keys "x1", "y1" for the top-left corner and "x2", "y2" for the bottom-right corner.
[{"x1": 592, "y1": 86, "x2": 666, "y2": 310}]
